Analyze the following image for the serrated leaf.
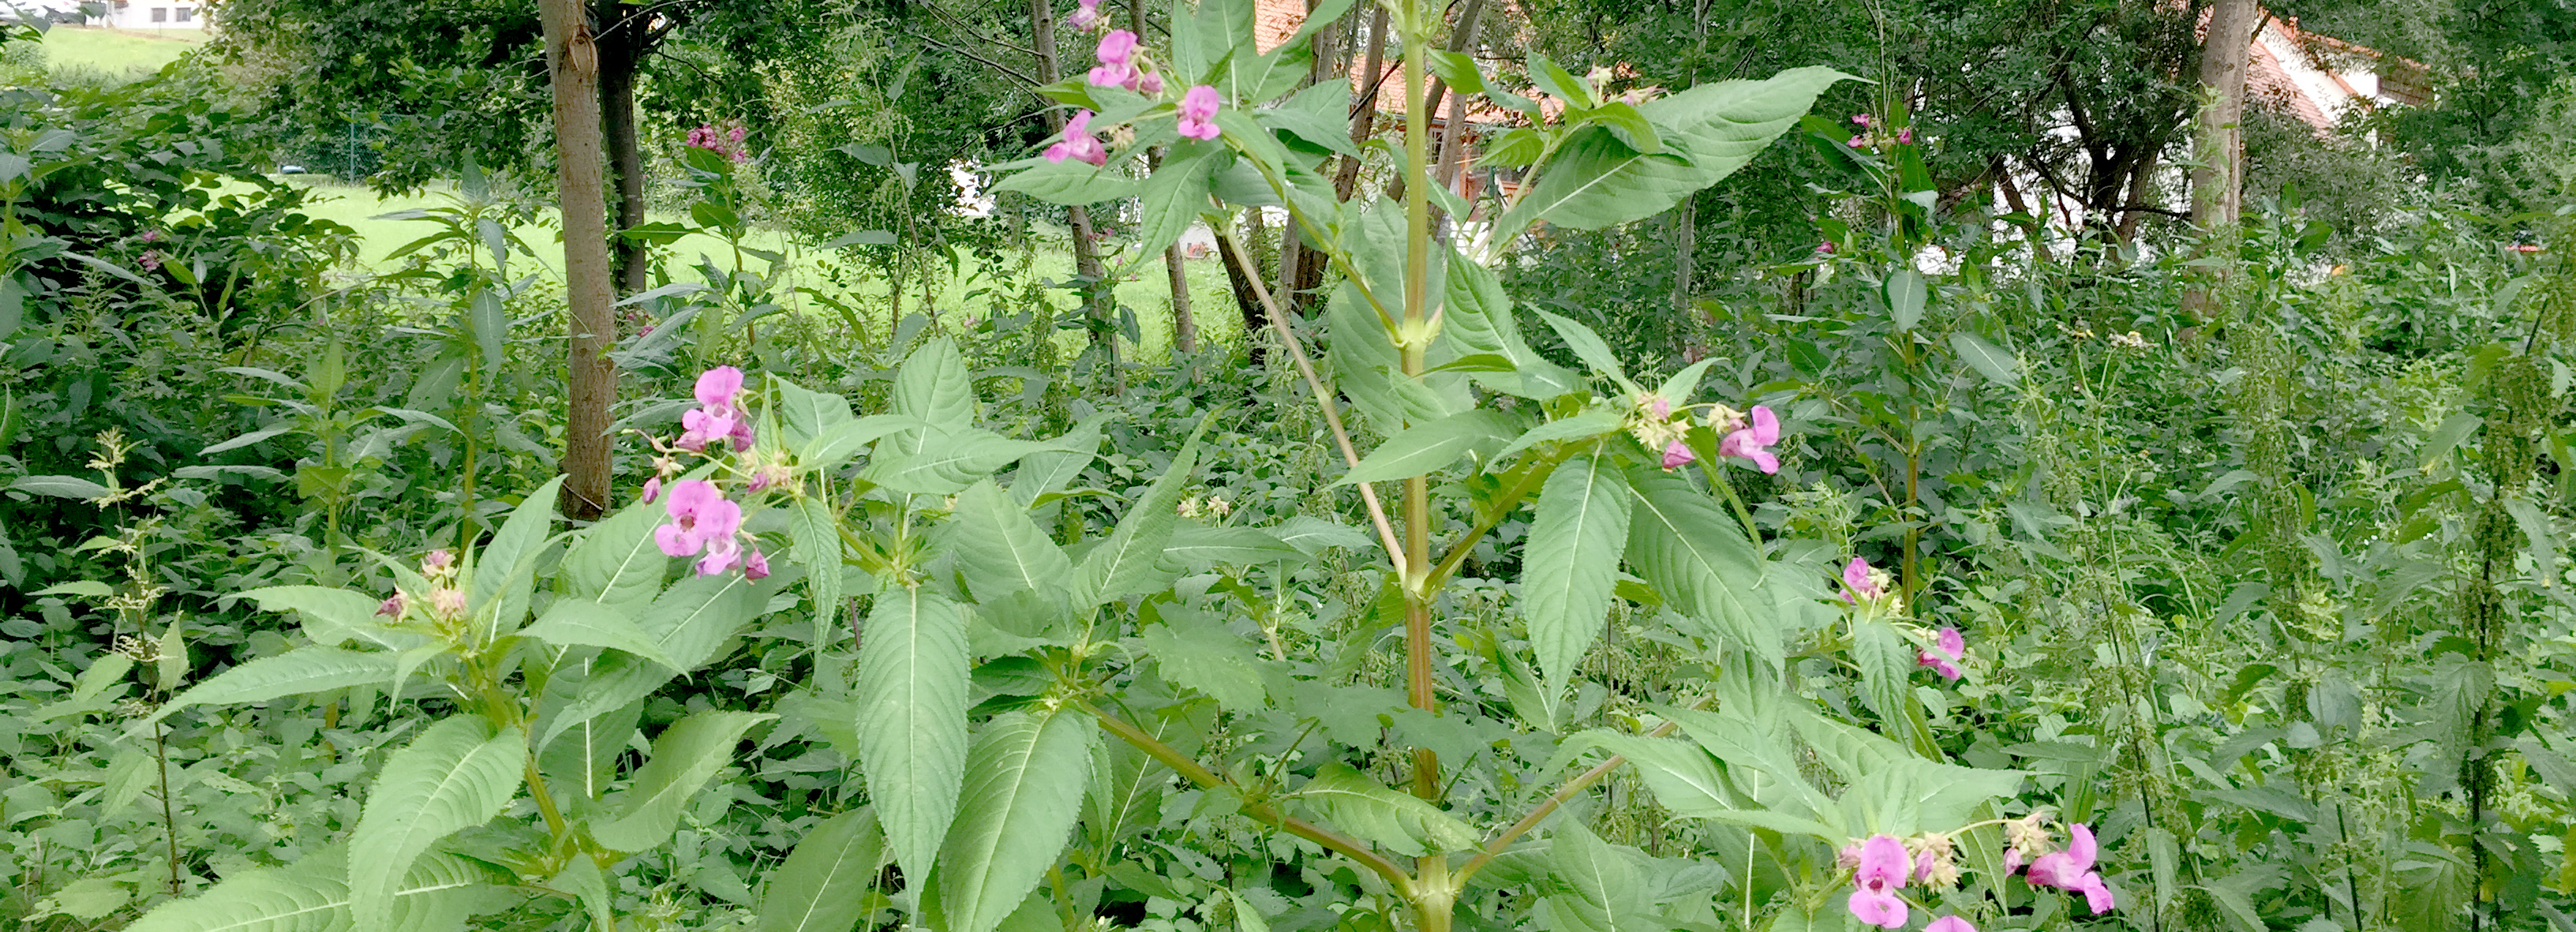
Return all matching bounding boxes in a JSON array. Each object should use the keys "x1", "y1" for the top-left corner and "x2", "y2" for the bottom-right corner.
[
  {"x1": 929, "y1": 709, "x2": 1098, "y2": 932},
  {"x1": 1074, "y1": 422, "x2": 1208, "y2": 606},
  {"x1": 1493, "y1": 66, "x2": 1853, "y2": 238},
  {"x1": 32, "y1": 580, "x2": 114, "y2": 597},
  {"x1": 949, "y1": 479, "x2": 1073, "y2": 600},
  {"x1": 1163, "y1": 526, "x2": 1302, "y2": 567},
  {"x1": 856, "y1": 587, "x2": 970, "y2": 882},
  {"x1": 1585, "y1": 732, "x2": 1729, "y2": 817},
  {"x1": 1524, "y1": 455, "x2": 1631, "y2": 687},
  {"x1": 1271, "y1": 517, "x2": 1372, "y2": 555},
  {"x1": 1139, "y1": 615, "x2": 1266, "y2": 710},
  {"x1": 1622, "y1": 467, "x2": 1775, "y2": 666},
  {"x1": 1495, "y1": 409, "x2": 1624, "y2": 462},
  {"x1": 1336, "y1": 410, "x2": 1517, "y2": 485},
  {"x1": 1443, "y1": 259, "x2": 1579, "y2": 399},
  {"x1": 560, "y1": 499, "x2": 667, "y2": 608},
  {"x1": 520, "y1": 598, "x2": 682, "y2": 672},
  {"x1": 757, "y1": 808, "x2": 885, "y2": 932},
  {"x1": 990, "y1": 159, "x2": 1141, "y2": 205},
  {"x1": 1292, "y1": 763, "x2": 1477, "y2": 857},
  {"x1": 894, "y1": 336, "x2": 976, "y2": 436},
  {"x1": 1534, "y1": 309, "x2": 1632, "y2": 389},
  {"x1": 792, "y1": 495, "x2": 844, "y2": 638},
  {"x1": 592, "y1": 710, "x2": 775, "y2": 852},
  {"x1": 134, "y1": 646, "x2": 399, "y2": 732},
  {"x1": 348, "y1": 716, "x2": 525, "y2": 930},
  {"x1": 1948, "y1": 331, "x2": 2020, "y2": 387},
  {"x1": 1656, "y1": 358, "x2": 1720, "y2": 406},
  {"x1": 1548, "y1": 820, "x2": 1650, "y2": 932},
  {"x1": 1010, "y1": 414, "x2": 1110, "y2": 506},
  {"x1": 800, "y1": 414, "x2": 930, "y2": 471},
  {"x1": 470, "y1": 474, "x2": 565, "y2": 642},
  {"x1": 542, "y1": 574, "x2": 762, "y2": 746},
  {"x1": 1885, "y1": 268, "x2": 1926, "y2": 331},
  {"x1": 866, "y1": 429, "x2": 1061, "y2": 496},
  {"x1": 9, "y1": 474, "x2": 108, "y2": 499},
  {"x1": 125, "y1": 847, "x2": 507, "y2": 932}
]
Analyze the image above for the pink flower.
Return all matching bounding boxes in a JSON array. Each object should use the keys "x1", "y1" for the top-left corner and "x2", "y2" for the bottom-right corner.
[
  {"x1": 1848, "y1": 135, "x2": 1867, "y2": 149},
  {"x1": 140, "y1": 249, "x2": 163, "y2": 271},
  {"x1": 429, "y1": 587, "x2": 466, "y2": 619},
  {"x1": 423, "y1": 549, "x2": 455, "y2": 572},
  {"x1": 2004, "y1": 847, "x2": 2024, "y2": 874},
  {"x1": 641, "y1": 476, "x2": 661, "y2": 503},
  {"x1": 1661, "y1": 439, "x2": 1696, "y2": 470},
  {"x1": 1914, "y1": 849, "x2": 1938, "y2": 884},
  {"x1": 1045, "y1": 110, "x2": 1109, "y2": 167},
  {"x1": 2077, "y1": 873, "x2": 2114, "y2": 913},
  {"x1": 1066, "y1": 0, "x2": 1103, "y2": 30},
  {"x1": 1845, "y1": 834, "x2": 1910, "y2": 929},
  {"x1": 695, "y1": 365, "x2": 743, "y2": 408},
  {"x1": 676, "y1": 366, "x2": 754, "y2": 452},
  {"x1": 140, "y1": 229, "x2": 163, "y2": 243},
  {"x1": 1177, "y1": 84, "x2": 1222, "y2": 140},
  {"x1": 376, "y1": 593, "x2": 405, "y2": 617},
  {"x1": 743, "y1": 546, "x2": 770, "y2": 580},
  {"x1": 1815, "y1": 241, "x2": 1836, "y2": 255},
  {"x1": 1137, "y1": 70, "x2": 1165, "y2": 95},
  {"x1": 1852, "y1": 114, "x2": 1873, "y2": 127},
  {"x1": 1716, "y1": 405, "x2": 1780, "y2": 473},
  {"x1": 1919, "y1": 627, "x2": 1964, "y2": 679},
  {"x1": 654, "y1": 479, "x2": 743, "y2": 560},
  {"x1": 1088, "y1": 30, "x2": 1139, "y2": 88},
  {"x1": 1925, "y1": 918, "x2": 1977, "y2": 932},
  {"x1": 697, "y1": 533, "x2": 743, "y2": 576},
  {"x1": 1842, "y1": 556, "x2": 1881, "y2": 602},
  {"x1": 1897, "y1": 127, "x2": 1915, "y2": 144},
  {"x1": 2025, "y1": 823, "x2": 2114, "y2": 912}
]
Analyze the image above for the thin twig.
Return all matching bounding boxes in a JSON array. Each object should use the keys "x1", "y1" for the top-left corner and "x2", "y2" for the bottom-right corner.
[
  {"x1": 909, "y1": 31, "x2": 1042, "y2": 88},
  {"x1": 1220, "y1": 230, "x2": 1408, "y2": 575},
  {"x1": 1454, "y1": 717, "x2": 1684, "y2": 885}
]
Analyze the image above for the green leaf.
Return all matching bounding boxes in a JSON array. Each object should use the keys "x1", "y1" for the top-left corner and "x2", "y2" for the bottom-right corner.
[
  {"x1": 990, "y1": 159, "x2": 1141, "y2": 205},
  {"x1": 1336, "y1": 410, "x2": 1517, "y2": 485},
  {"x1": 1948, "y1": 331, "x2": 2021, "y2": 388},
  {"x1": 1623, "y1": 468, "x2": 1775, "y2": 665},
  {"x1": 1585, "y1": 732, "x2": 1729, "y2": 817},
  {"x1": 1010, "y1": 414, "x2": 1110, "y2": 506},
  {"x1": 1885, "y1": 268, "x2": 1926, "y2": 331},
  {"x1": 1163, "y1": 526, "x2": 1302, "y2": 567},
  {"x1": 32, "y1": 580, "x2": 113, "y2": 597},
  {"x1": 1656, "y1": 358, "x2": 1720, "y2": 407},
  {"x1": 757, "y1": 808, "x2": 885, "y2": 932},
  {"x1": 1139, "y1": 613, "x2": 1266, "y2": 710},
  {"x1": 1493, "y1": 66, "x2": 1854, "y2": 238},
  {"x1": 347, "y1": 716, "x2": 526, "y2": 930},
  {"x1": 1524, "y1": 455, "x2": 1631, "y2": 687},
  {"x1": 1533, "y1": 309, "x2": 1633, "y2": 390},
  {"x1": 9, "y1": 474, "x2": 108, "y2": 499},
  {"x1": 800, "y1": 414, "x2": 931, "y2": 471},
  {"x1": 1547, "y1": 820, "x2": 1650, "y2": 932},
  {"x1": 773, "y1": 379, "x2": 857, "y2": 451},
  {"x1": 856, "y1": 587, "x2": 971, "y2": 881},
  {"x1": 592, "y1": 710, "x2": 776, "y2": 852},
  {"x1": 1495, "y1": 409, "x2": 1623, "y2": 462},
  {"x1": 1121, "y1": 151, "x2": 1213, "y2": 275},
  {"x1": 866, "y1": 430, "x2": 1063, "y2": 496},
  {"x1": 542, "y1": 573, "x2": 762, "y2": 746},
  {"x1": 134, "y1": 646, "x2": 399, "y2": 731},
  {"x1": 1292, "y1": 763, "x2": 1477, "y2": 857},
  {"x1": 1074, "y1": 421, "x2": 1208, "y2": 607},
  {"x1": 470, "y1": 473, "x2": 566, "y2": 641},
  {"x1": 893, "y1": 336, "x2": 976, "y2": 439},
  {"x1": 949, "y1": 479, "x2": 1074, "y2": 600},
  {"x1": 1271, "y1": 517, "x2": 1372, "y2": 556},
  {"x1": 792, "y1": 495, "x2": 845, "y2": 638},
  {"x1": 1441, "y1": 249, "x2": 1580, "y2": 399},
  {"x1": 560, "y1": 499, "x2": 668, "y2": 608},
  {"x1": 929, "y1": 709, "x2": 1099, "y2": 932},
  {"x1": 125, "y1": 846, "x2": 508, "y2": 932},
  {"x1": 520, "y1": 597, "x2": 682, "y2": 672}
]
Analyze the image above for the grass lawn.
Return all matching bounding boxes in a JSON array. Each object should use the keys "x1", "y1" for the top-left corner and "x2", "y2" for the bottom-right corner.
[
  {"x1": 38, "y1": 25, "x2": 204, "y2": 79},
  {"x1": 276, "y1": 178, "x2": 1247, "y2": 361}
]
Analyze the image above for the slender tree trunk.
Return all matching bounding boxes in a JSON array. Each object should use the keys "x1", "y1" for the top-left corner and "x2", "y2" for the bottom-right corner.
[
  {"x1": 1425, "y1": 0, "x2": 1488, "y2": 195},
  {"x1": 1334, "y1": 6, "x2": 1389, "y2": 203},
  {"x1": 1129, "y1": 0, "x2": 1196, "y2": 354},
  {"x1": 594, "y1": 0, "x2": 647, "y2": 298},
  {"x1": 1031, "y1": 0, "x2": 1117, "y2": 374},
  {"x1": 2192, "y1": 0, "x2": 2257, "y2": 229},
  {"x1": 1216, "y1": 228, "x2": 1265, "y2": 367},
  {"x1": 542, "y1": 0, "x2": 616, "y2": 521}
]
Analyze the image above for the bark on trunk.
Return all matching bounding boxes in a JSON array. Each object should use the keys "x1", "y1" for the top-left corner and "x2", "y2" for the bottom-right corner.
[
  {"x1": 594, "y1": 0, "x2": 647, "y2": 298},
  {"x1": 542, "y1": 0, "x2": 616, "y2": 521},
  {"x1": 1032, "y1": 0, "x2": 1116, "y2": 373},
  {"x1": 1217, "y1": 228, "x2": 1266, "y2": 368},
  {"x1": 2192, "y1": 0, "x2": 2258, "y2": 230},
  {"x1": 1335, "y1": 6, "x2": 1389, "y2": 203}
]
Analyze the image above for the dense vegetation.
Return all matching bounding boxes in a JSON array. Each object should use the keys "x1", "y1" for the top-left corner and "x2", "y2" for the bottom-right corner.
[{"x1": 3, "y1": 2, "x2": 2576, "y2": 932}]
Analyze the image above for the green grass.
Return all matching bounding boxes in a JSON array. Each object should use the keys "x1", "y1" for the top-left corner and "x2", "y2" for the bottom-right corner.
[
  {"x1": 36, "y1": 25, "x2": 204, "y2": 78},
  {"x1": 277, "y1": 178, "x2": 1247, "y2": 361}
]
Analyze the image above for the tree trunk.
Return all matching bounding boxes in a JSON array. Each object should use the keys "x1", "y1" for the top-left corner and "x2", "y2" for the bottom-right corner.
[
  {"x1": 594, "y1": 0, "x2": 647, "y2": 298},
  {"x1": 1216, "y1": 227, "x2": 1266, "y2": 368},
  {"x1": 541, "y1": 0, "x2": 616, "y2": 521},
  {"x1": 1032, "y1": 0, "x2": 1116, "y2": 374},
  {"x1": 1425, "y1": 0, "x2": 1488, "y2": 196},
  {"x1": 1335, "y1": 6, "x2": 1389, "y2": 203},
  {"x1": 2192, "y1": 0, "x2": 2258, "y2": 230},
  {"x1": 1128, "y1": 0, "x2": 1197, "y2": 354}
]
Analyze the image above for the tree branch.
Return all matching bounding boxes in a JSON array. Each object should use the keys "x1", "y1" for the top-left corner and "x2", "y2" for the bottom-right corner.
[{"x1": 1083, "y1": 702, "x2": 1417, "y2": 893}]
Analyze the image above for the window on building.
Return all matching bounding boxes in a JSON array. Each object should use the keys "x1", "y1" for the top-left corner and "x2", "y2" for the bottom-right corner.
[
  {"x1": 175, "y1": 6, "x2": 193, "y2": 21},
  {"x1": 150, "y1": 7, "x2": 167, "y2": 21}
]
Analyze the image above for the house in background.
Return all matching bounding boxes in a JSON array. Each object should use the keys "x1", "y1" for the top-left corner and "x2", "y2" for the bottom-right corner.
[
  {"x1": 2249, "y1": 14, "x2": 2429, "y2": 133},
  {"x1": 92, "y1": 0, "x2": 208, "y2": 31}
]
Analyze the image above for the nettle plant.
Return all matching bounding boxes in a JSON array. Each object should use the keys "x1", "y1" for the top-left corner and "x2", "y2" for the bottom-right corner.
[{"x1": 118, "y1": 2, "x2": 2127, "y2": 931}]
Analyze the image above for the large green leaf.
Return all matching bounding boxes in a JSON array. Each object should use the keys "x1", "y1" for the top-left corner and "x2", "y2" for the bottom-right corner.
[
  {"x1": 1621, "y1": 467, "x2": 1774, "y2": 665},
  {"x1": 133, "y1": 646, "x2": 399, "y2": 731},
  {"x1": 1494, "y1": 66, "x2": 1853, "y2": 238},
  {"x1": 1582, "y1": 732, "x2": 1730, "y2": 817},
  {"x1": 866, "y1": 429, "x2": 1063, "y2": 496},
  {"x1": 125, "y1": 847, "x2": 509, "y2": 932},
  {"x1": 800, "y1": 414, "x2": 932, "y2": 473},
  {"x1": 591, "y1": 710, "x2": 775, "y2": 852},
  {"x1": 1138, "y1": 612, "x2": 1266, "y2": 711},
  {"x1": 235, "y1": 585, "x2": 402, "y2": 649},
  {"x1": 470, "y1": 474, "x2": 565, "y2": 640},
  {"x1": 519, "y1": 597, "x2": 681, "y2": 672},
  {"x1": 948, "y1": 479, "x2": 1073, "y2": 600},
  {"x1": 541, "y1": 573, "x2": 761, "y2": 746},
  {"x1": 1292, "y1": 763, "x2": 1477, "y2": 857},
  {"x1": 1336, "y1": 410, "x2": 1518, "y2": 485},
  {"x1": 1524, "y1": 455, "x2": 1632, "y2": 687},
  {"x1": 1546, "y1": 820, "x2": 1653, "y2": 932},
  {"x1": 928, "y1": 709, "x2": 1099, "y2": 932},
  {"x1": 1440, "y1": 257, "x2": 1578, "y2": 399},
  {"x1": 757, "y1": 808, "x2": 885, "y2": 932},
  {"x1": 893, "y1": 336, "x2": 976, "y2": 438},
  {"x1": 855, "y1": 587, "x2": 970, "y2": 881},
  {"x1": 559, "y1": 499, "x2": 667, "y2": 608},
  {"x1": 1073, "y1": 423, "x2": 1207, "y2": 607},
  {"x1": 347, "y1": 715, "x2": 525, "y2": 930},
  {"x1": 1123, "y1": 150, "x2": 1213, "y2": 275},
  {"x1": 1163, "y1": 526, "x2": 1303, "y2": 568},
  {"x1": 1009, "y1": 414, "x2": 1109, "y2": 507},
  {"x1": 792, "y1": 495, "x2": 845, "y2": 638}
]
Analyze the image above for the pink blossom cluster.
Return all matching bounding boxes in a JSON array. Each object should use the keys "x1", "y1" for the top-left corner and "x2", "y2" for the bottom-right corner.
[
  {"x1": 679, "y1": 365, "x2": 755, "y2": 452},
  {"x1": 1043, "y1": 31, "x2": 1224, "y2": 164},
  {"x1": 1845, "y1": 114, "x2": 1915, "y2": 149},
  {"x1": 686, "y1": 122, "x2": 748, "y2": 162},
  {"x1": 1837, "y1": 833, "x2": 1978, "y2": 930},
  {"x1": 1713, "y1": 405, "x2": 1781, "y2": 473},
  {"x1": 1065, "y1": 0, "x2": 1106, "y2": 31},
  {"x1": 1919, "y1": 625, "x2": 1966, "y2": 679},
  {"x1": 375, "y1": 549, "x2": 465, "y2": 628},
  {"x1": 1176, "y1": 85, "x2": 1222, "y2": 141},
  {"x1": 1046, "y1": 110, "x2": 1109, "y2": 167},
  {"x1": 653, "y1": 478, "x2": 767, "y2": 578},
  {"x1": 1087, "y1": 29, "x2": 1164, "y2": 95},
  {"x1": 2009, "y1": 818, "x2": 2114, "y2": 913}
]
